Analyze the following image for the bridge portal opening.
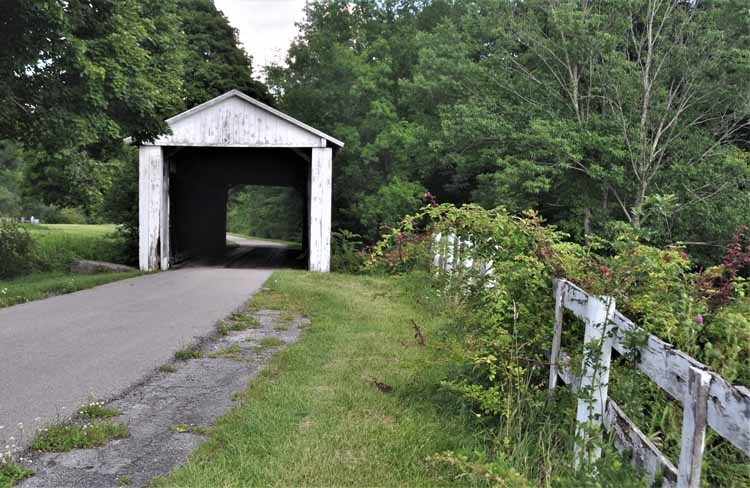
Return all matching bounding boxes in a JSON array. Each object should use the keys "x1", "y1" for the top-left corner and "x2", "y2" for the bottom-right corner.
[{"x1": 167, "y1": 147, "x2": 310, "y2": 268}]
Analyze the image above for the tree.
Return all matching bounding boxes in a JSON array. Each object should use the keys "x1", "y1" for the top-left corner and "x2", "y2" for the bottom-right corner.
[
  {"x1": 178, "y1": 0, "x2": 270, "y2": 108},
  {"x1": 0, "y1": 0, "x2": 186, "y2": 215}
]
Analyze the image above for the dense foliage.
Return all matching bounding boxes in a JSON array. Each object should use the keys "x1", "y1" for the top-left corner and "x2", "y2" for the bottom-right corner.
[
  {"x1": 0, "y1": 221, "x2": 34, "y2": 279},
  {"x1": 370, "y1": 203, "x2": 750, "y2": 486},
  {"x1": 226, "y1": 186, "x2": 304, "y2": 242},
  {"x1": 0, "y1": 0, "x2": 267, "y2": 234},
  {"x1": 270, "y1": 0, "x2": 749, "y2": 264}
]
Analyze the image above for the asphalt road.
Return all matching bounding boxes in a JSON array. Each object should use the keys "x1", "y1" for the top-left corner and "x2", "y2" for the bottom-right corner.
[{"x1": 0, "y1": 261, "x2": 273, "y2": 448}]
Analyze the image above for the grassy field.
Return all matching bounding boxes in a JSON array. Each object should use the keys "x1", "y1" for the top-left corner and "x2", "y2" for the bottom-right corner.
[
  {"x1": 150, "y1": 271, "x2": 526, "y2": 487},
  {"x1": 22, "y1": 224, "x2": 124, "y2": 271},
  {"x1": 0, "y1": 224, "x2": 138, "y2": 309}
]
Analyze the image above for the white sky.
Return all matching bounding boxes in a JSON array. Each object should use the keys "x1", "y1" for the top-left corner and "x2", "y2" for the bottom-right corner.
[{"x1": 214, "y1": 0, "x2": 307, "y2": 79}]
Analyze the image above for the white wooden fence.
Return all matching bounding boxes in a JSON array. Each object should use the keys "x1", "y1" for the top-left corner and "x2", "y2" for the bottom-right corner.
[{"x1": 432, "y1": 232, "x2": 750, "y2": 488}]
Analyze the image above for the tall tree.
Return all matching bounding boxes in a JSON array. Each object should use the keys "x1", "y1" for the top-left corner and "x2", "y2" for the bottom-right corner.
[
  {"x1": 178, "y1": 0, "x2": 270, "y2": 107},
  {"x1": 0, "y1": 0, "x2": 186, "y2": 214}
]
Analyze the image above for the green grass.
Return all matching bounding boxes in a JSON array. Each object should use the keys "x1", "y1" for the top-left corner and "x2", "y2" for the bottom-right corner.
[
  {"x1": 78, "y1": 403, "x2": 121, "y2": 420},
  {"x1": 0, "y1": 463, "x2": 33, "y2": 488},
  {"x1": 175, "y1": 346, "x2": 202, "y2": 360},
  {"x1": 216, "y1": 314, "x2": 259, "y2": 336},
  {"x1": 150, "y1": 271, "x2": 524, "y2": 487},
  {"x1": 158, "y1": 364, "x2": 177, "y2": 373},
  {"x1": 0, "y1": 224, "x2": 139, "y2": 309},
  {"x1": 207, "y1": 344, "x2": 244, "y2": 360},
  {"x1": 169, "y1": 424, "x2": 213, "y2": 436},
  {"x1": 31, "y1": 421, "x2": 129, "y2": 452},
  {"x1": 253, "y1": 336, "x2": 285, "y2": 352},
  {"x1": 24, "y1": 224, "x2": 124, "y2": 271},
  {"x1": 226, "y1": 232, "x2": 302, "y2": 249},
  {"x1": 0, "y1": 271, "x2": 141, "y2": 309}
]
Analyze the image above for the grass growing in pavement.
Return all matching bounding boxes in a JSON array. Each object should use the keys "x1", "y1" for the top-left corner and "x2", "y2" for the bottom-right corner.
[
  {"x1": 0, "y1": 271, "x2": 141, "y2": 309},
  {"x1": 31, "y1": 422, "x2": 128, "y2": 452},
  {"x1": 216, "y1": 314, "x2": 259, "y2": 336},
  {"x1": 158, "y1": 364, "x2": 177, "y2": 373},
  {"x1": 78, "y1": 402, "x2": 121, "y2": 419},
  {"x1": 174, "y1": 346, "x2": 201, "y2": 360},
  {"x1": 0, "y1": 463, "x2": 33, "y2": 488},
  {"x1": 253, "y1": 336, "x2": 285, "y2": 352},
  {"x1": 207, "y1": 344, "x2": 243, "y2": 360},
  {"x1": 150, "y1": 270, "x2": 523, "y2": 487},
  {"x1": 169, "y1": 424, "x2": 213, "y2": 436}
]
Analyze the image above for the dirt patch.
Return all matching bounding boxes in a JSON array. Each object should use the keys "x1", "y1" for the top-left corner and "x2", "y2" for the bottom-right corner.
[{"x1": 18, "y1": 310, "x2": 308, "y2": 488}]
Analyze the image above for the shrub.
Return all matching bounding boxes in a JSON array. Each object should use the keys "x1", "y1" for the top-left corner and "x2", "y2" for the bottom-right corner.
[
  {"x1": 331, "y1": 229, "x2": 365, "y2": 273},
  {"x1": 370, "y1": 204, "x2": 749, "y2": 486},
  {"x1": 0, "y1": 220, "x2": 34, "y2": 279},
  {"x1": 56, "y1": 207, "x2": 89, "y2": 224}
]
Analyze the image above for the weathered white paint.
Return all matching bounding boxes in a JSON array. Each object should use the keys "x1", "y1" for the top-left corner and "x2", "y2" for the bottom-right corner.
[
  {"x1": 550, "y1": 279, "x2": 750, "y2": 486},
  {"x1": 139, "y1": 146, "x2": 165, "y2": 271},
  {"x1": 136, "y1": 91, "x2": 342, "y2": 273},
  {"x1": 548, "y1": 279, "x2": 566, "y2": 390},
  {"x1": 605, "y1": 398, "x2": 679, "y2": 487},
  {"x1": 573, "y1": 294, "x2": 616, "y2": 467},
  {"x1": 141, "y1": 90, "x2": 343, "y2": 148},
  {"x1": 309, "y1": 147, "x2": 332, "y2": 272},
  {"x1": 677, "y1": 367, "x2": 712, "y2": 488},
  {"x1": 159, "y1": 160, "x2": 170, "y2": 271},
  {"x1": 557, "y1": 278, "x2": 750, "y2": 457},
  {"x1": 610, "y1": 309, "x2": 750, "y2": 456},
  {"x1": 432, "y1": 232, "x2": 443, "y2": 269}
]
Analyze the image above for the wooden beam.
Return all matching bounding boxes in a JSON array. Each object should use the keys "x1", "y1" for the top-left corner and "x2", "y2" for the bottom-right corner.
[
  {"x1": 139, "y1": 146, "x2": 165, "y2": 271},
  {"x1": 677, "y1": 367, "x2": 712, "y2": 488},
  {"x1": 309, "y1": 147, "x2": 332, "y2": 272},
  {"x1": 573, "y1": 294, "x2": 616, "y2": 468}
]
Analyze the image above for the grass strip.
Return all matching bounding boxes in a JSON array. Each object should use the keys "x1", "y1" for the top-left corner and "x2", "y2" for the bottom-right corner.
[
  {"x1": 150, "y1": 270, "x2": 523, "y2": 487},
  {"x1": 0, "y1": 271, "x2": 141, "y2": 309},
  {"x1": 31, "y1": 422, "x2": 128, "y2": 452}
]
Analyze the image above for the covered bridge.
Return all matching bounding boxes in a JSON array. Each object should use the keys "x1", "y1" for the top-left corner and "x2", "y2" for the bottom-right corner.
[{"x1": 136, "y1": 90, "x2": 342, "y2": 272}]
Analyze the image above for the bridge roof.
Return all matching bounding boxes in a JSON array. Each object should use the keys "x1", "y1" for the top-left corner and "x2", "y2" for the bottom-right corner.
[{"x1": 135, "y1": 89, "x2": 344, "y2": 149}]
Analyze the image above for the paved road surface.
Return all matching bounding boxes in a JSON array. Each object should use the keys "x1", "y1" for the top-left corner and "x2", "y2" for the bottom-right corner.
[{"x1": 0, "y1": 248, "x2": 275, "y2": 447}]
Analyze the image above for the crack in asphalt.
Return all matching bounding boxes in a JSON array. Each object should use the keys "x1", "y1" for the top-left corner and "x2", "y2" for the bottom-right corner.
[{"x1": 18, "y1": 310, "x2": 308, "y2": 488}]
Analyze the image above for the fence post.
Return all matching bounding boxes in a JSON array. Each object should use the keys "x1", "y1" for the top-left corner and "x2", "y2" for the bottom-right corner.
[
  {"x1": 432, "y1": 232, "x2": 442, "y2": 270},
  {"x1": 677, "y1": 367, "x2": 712, "y2": 488},
  {"x1": 574, "y1": 294, "x2": 616, "y2": 468},
  {"x1": 462, "y1": 239, "x2": 473, "y2": 271},
  {"x1": 445, "y1": 233, "x2": 455, "y2": 273},
  {"x1": 549, "y1": 279, "x2": 565, "y2": 391}
]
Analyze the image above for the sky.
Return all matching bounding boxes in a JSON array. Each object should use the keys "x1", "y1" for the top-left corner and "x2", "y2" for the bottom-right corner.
[{"x1": 214, "y1": 0, "x2": 307, "y2": 78}]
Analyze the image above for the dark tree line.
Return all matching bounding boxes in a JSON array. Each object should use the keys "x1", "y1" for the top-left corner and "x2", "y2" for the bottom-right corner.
[
  {"x1": 1, "y1": 0, "x2": 748, "y2": 266},
  {"x1": 268, "y1": 0, "x2": 749, "y2": 263},
  {"x1": 0, "y1": 0, "x2": 267, "y2": 224}
]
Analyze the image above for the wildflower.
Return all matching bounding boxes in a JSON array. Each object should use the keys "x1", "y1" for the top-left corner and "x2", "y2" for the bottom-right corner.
[{"x1": 695, "y1": 315, "x2": 704, "y2": 324}]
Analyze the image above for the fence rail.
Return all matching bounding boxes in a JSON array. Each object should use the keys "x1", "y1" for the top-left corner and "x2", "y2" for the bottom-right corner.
[{"x1": 432, "y1": 232, "x2": 750, "y2": 488}]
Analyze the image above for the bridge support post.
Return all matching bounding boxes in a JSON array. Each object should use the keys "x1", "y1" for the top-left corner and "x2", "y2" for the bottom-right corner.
[
  {"x1": 139, "y1": 146, "x2": 169, "y2": 271},
  {"x1": 309, "y1": 147, "x2": 332, "y2": 272}
]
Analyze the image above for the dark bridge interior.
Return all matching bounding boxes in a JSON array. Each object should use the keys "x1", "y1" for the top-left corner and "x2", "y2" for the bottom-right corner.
[{"x1": 167, "y1": 147, "x2": 310, "y2": 267}]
